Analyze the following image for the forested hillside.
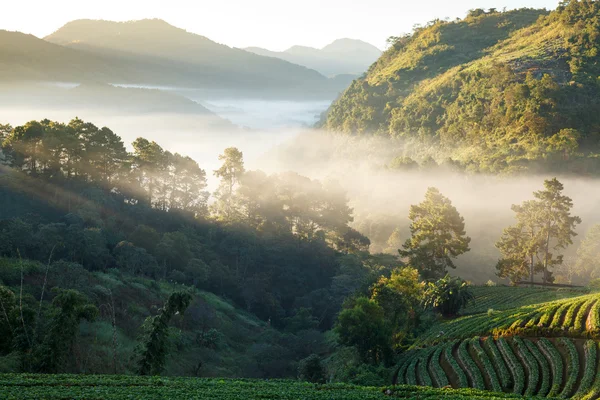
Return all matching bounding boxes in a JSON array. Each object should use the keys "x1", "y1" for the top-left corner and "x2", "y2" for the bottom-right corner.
[
  {"x1": 321, "y1": 2, "x2": 600, "y2": 173},
  {"x1": 0, "y1": 118, "x2": 394, "y2": 378}
]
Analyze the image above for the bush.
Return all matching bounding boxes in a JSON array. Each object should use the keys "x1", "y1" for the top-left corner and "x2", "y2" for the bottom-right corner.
[{"x1": 297, "y1": 354, "x2": 326, "y2": 383}]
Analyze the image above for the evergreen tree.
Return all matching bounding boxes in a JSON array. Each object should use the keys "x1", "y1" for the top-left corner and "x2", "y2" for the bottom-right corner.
[
  {"x1": 496, "y1": 178, "x2": 581, "y2": 285},
  {"x1": 535, "y1": 178, "x2": 581, "y2": 284},
  {"x1": 137, "y1": 291, "x2": 193, "y2": 376},
  {"x1": 575, "y1": 224, "x2": 600, "y2": 280},
  {"x1": 399, "y1": 187, "x2": 471, "y2": 280},
  {"x1": 213, "y1": 147, "x2": 245, "y2": 222}
]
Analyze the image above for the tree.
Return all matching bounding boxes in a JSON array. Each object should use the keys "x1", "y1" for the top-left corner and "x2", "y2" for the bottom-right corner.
[
  {"x1": 495, "y1": 224, "x2": 537, "y2": 284},
  {"x1": 574, "y1": 224, "x2": 600, "y2": 280},
  {"x1": 137, "y1": 291, "x2": 193, "y2": 376},
  {"x1": 213, "y1": 147, "x2": 245, "y2": 222},
  {"x1": 496, "y1": 200, "x2": 544, "y2": 284},
  {"x1": 297, "y1": 354, "x2": 326, "y2": 383},
  {"x1": 0, "y1": 286, "x2": 16, "y2": 355},
  {"x1": 34, "y1": 288, "x2": 98, "y2": 373},
  {"x1": 534, "y1": 178, "x2": 581, "y2": 284},
  {"x1": 399, "y1": 188, "x2": 471, "y2": 280},
  {"x1": 132, "y1": 138, "x2": 166, "y2": 206},
  {"x1": 370, "y1": 267, "x2": 423, "y2": 348},
  {"x1": 423, "y1": 275, "x2": 473, "y2": 317},
  {"x1": 496, "y1": 178, "x2": 580, "y2": 285},
  {"x1": 335, "y1": 297, "x2": 392, "y2": 365}
]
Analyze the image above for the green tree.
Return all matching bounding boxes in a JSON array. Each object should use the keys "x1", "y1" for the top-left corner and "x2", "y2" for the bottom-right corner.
[
  {"x1": 496, "y1": 200, "x2": 544, "y2": 284},
  {"x1": 132, "y1": 138, "x2": 166, "y2": 206},
  {"x1": 213, "y1": 147, "x2": 245, "y2": 221},
  {"x1": 335, "y1": 297, "x2": 392, "y2": 364},
  {"x1": 370, "y1": 267, "x2": 423, "y2": 348},
  {"x1": 34, "y1": 288, "x2": 98, "y2": 373},
  {"x1": 535, "y1": 178, "x2": 581, "y2": 284},
  {"x1": 574, "y1": 224, "x2": 600, "y2": 280},
  {"x1": 399, "y1": 187, "x2": 471, "y2": 280},
  {"x1": 0, "y1": 286, "x2": 16, "y2": 355},
  {"x1": 297, "y1": 354, "x2": 326, "y2": 383},
  {"x1": 137, "y1": 291, "x2": 193, "y2": 376},
  {"x1": 423, "y1": 275, "x2": 473, "y2": 317}
]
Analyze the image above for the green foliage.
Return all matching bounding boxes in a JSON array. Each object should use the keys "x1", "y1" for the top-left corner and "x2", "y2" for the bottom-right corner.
[
  {"x1": 369, "y1": 267, "x2": 423, "y2": 348},
  {"x1": 25, "y1": 288, "x2": 98, "y2": 373},
  {"x1": 297, "y1": 354, "x2": 326, "y2": 384},
  {"x1": 496, "y1": 178, "x2": 581, "y2": 284},
  {"x1": 457, "y1": 339, "x2": 485, "y2": 390},
  {"x1": 334, "y1": 297, "x2": 392, "y2": 365},
  {"x1": 137, "y1": 291, "x2": 193, "y2": 376},
  {"x1": 462, "y1": 285, "x2": 584, "y2": 315},
  {"x1": 400, "y1": 187, "x2": 471, "y2": 280},
  {"x1": 0, "y1": 286, "x2": 16, "y2": 355},
  {"x1": 559, "y1": 336, "x2": 579, "y2": 398},
  {"x1": 0, "y1": 374, "x2": 548, "y2": 399},
  {"x1": 322, "y1": 5, "x2": 600, "y2": 174},
  {"x1": 416, "y1": 292, "x2": 600, "y2": 346},
  {"x1": 423, "y1": 275, "x2": 474, "y2": 317},
  {"x1": 575, "y1": 224, "x2": 600, "y2": 281}
]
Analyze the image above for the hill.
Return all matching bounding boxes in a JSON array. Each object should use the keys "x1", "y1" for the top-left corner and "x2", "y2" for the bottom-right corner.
[
  {"x1": 245, "y1": 38, "x2": 381, "y2": 77},
  {"x1": 386, "y1": 285, "x2": 600, "y2": 399},
  {"x1": 0, "y1": 20, "x2": 348, "y2": 99},
  {"x1": 320, "y1": 4, "x2": 600, "y2": 173}
]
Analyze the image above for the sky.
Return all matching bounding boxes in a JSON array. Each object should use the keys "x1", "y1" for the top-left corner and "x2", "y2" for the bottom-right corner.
[{"x1": 3, "y1": 0, "x2": 559, "y2": 50}]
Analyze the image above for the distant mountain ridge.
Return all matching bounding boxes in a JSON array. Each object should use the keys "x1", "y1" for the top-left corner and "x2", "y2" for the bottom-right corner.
[
  {"x1": 244, "y1": 38, "x2": 381, "y2": 77},
  {"x1": 0, "y1": 19, "x2": 351, "y2": 99}
]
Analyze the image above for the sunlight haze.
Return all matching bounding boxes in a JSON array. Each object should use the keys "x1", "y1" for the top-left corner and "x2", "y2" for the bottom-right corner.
[{"x1": 5, "y1": 0, "x2": 558, "y2": 49}]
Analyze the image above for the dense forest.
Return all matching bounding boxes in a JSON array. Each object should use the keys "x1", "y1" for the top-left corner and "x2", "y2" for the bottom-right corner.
[
  {"x1": 0, "y1": 118, "x2": 403, "y2": 381},
  {"x1": 321, "y1": 1, "x2": 600, "y2": 174}
]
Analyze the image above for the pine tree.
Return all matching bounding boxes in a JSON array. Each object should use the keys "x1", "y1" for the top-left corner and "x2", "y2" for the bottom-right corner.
[{"x1": 399, "y1": 187, "x2": 471, "y2": 280}]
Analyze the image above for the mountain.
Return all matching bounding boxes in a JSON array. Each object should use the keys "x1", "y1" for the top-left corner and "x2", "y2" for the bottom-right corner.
[
  {"x1": 244, "y1": 38, "x2": 382, "y2": 77},
  {"x1": 320, "y1": 4, "x2": 600, "y2": 174},
  {"x1": 0, "y1": 20, "x2": 349, "y2": 99}
]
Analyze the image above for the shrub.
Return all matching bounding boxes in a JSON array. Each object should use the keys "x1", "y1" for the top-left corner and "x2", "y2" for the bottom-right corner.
[{"x1": 297, "y1": 354, "x2": 326, "y2": 384}]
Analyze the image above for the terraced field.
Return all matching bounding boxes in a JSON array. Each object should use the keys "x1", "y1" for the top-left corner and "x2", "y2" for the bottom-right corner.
[
  {"x1": 396, "y1": 336, "x2": 600, "y2": 399},
  {"x1": 0, "y1": 375, "x2": 545, "y2": 399},
  {"x1": 462, "y1": 287, "x2": 586, "y2": 315},
  {"x1": 416, "y1": 293, "x2": 600, "y2": 346}
]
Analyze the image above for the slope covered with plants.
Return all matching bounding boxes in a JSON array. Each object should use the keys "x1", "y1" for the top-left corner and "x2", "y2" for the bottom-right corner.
[{"x1": 322, "y1": 2, "x2": 600, "y2": 173}]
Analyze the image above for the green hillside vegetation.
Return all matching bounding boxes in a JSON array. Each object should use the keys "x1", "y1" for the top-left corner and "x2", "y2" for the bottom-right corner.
[
  {"x1": 0, "y1": 375, "x2": 549, "y2": 399},
  {"x1": 462, "y1": 286, "x2": 586, "y2": 315},
  {"x1": 322, "y1": 2, "x2": 600, "y2": 173},
  {"x1": 415, "y1": 291, "x2": 600, "y2": 346},
  {"x1": 0, "y1": 117, "x2": 389, "y2": 379},
  {"x1": 396, "y1": 336, "x2": 600, "y2": 399}
]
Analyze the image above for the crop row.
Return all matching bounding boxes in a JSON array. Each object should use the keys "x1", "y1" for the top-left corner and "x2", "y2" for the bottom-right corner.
[
  {"x1": 559, "y1": 337, "x2": 579, "y2": 398},
  {"x1": 399, "y1": 336, "x2": 600, "y2": 399},
  {"x1": 0, "y1": 374, "x2": 552, "y2": 400},
  {"x1": 537, "y1": 337, "x2": 563, "y2": 397},
  {"x1": 416, "y1": 293, "x2": 600, "y2": 347},
  {"x1": 462, "y1": 287, "x2": 583, "y2": 315}
]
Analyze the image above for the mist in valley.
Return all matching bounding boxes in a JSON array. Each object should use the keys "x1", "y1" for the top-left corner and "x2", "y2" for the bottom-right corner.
[{"x1": 4, "y1": 89, "x2": 599, "y2": 285}]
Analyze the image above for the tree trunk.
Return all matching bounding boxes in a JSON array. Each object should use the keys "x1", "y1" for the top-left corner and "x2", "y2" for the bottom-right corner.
[
  {"x1": 530, "y1": 253, "x2": 534, "y2": 288},
  {"x1": 543, "y1": 227, "x2": 550, "y2": 286}
]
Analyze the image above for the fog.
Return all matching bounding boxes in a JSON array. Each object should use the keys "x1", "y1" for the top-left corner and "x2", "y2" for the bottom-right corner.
[{"x1": 3, "y1": 91, "x2": 600, "y2": 285}]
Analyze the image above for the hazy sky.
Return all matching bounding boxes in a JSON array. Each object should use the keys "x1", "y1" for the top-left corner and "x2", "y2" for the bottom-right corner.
[{"x1": 4, "y1": 0, "x2": 558, "y2": 50}]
